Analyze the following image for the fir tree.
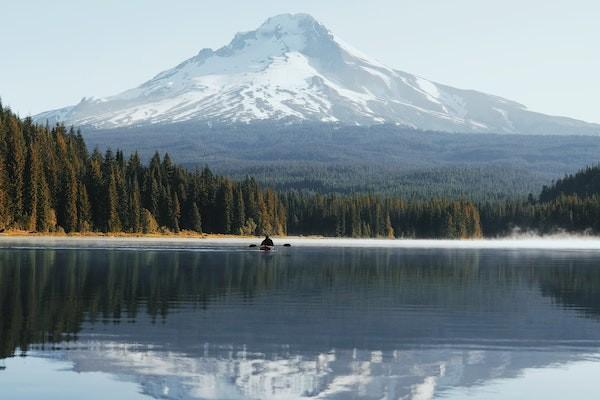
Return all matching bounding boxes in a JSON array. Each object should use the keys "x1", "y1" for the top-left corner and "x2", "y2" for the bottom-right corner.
[
  {"x1": 106, "y1": 172, "x2": 121, "y2": 232},
  {"x1": 23, "y1": 143, "x2": 39, "y2": 230},
  {"x1": 129, "y1": 178, "x2": 142, "y2": 233},
  {"x1": 60, "y1": 166, "x2": 78, "y2": 233},
  {"x1": 189, "y1": 203, "x2": 202, "y2": 233},
  {"x1": 77, "y1": 182, "x2": 91, "y2": 232},
  {"x1": 233, "y1": 187, "x2": 245, "y2": 233},
  {"x1": 87, "y1": 149, "x2": 104, "y2": 230},
  {"x1": 35, "y1": 177, "x2": 52, "y2": 232},
  {"x1": 170, "y1": 192, "x2": 181, "y2": 233},
  {"x1": 0, "y1": 138, "x2": 7, "y2": 228},
  {"x1": 141, "y1": 208, "x2": 158, "y2": 234},
  {"x1": 6, "y1": 116, "x2": 26, "y2": 223}
]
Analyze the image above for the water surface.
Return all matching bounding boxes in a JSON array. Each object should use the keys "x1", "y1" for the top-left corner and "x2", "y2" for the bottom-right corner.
[{"x1": 1, "y1": 240, "x2": 600, "y2": 399}]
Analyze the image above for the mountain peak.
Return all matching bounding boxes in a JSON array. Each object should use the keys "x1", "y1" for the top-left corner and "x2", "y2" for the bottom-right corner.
[
  {"x1": 33, "y1": 14, "x2": 600, "y2": 135},
  {"x1": 259, "y1": 13, "x2": 320, "y2": 29},
  {"x1": 222, "y1": 13, "x2": 334, "y2": 58}
]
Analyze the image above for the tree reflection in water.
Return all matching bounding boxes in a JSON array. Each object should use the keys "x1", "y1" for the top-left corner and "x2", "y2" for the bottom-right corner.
[{"x1": 1, "y1": 247, "x2": 600, "y2": 398}]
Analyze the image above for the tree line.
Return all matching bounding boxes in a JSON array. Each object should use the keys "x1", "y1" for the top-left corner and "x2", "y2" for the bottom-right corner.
[
  {"x1": 0, "y1": 104, "x2": 285, "y2": 235},
  {"x1": 285, "y1": 193, "x2": 482, "y2": 238},
  {"x1": 2, "y1": 103, "x2": 600, "y2": 238}
]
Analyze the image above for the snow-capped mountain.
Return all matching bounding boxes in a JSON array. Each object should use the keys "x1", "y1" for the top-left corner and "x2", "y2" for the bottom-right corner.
[{"x1": 35, "y1": 13, "x2": 599, "y2": 134}]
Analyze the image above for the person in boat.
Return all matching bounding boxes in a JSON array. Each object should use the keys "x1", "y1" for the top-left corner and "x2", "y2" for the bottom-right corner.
[{"x1": 260, "y1": 235, "x2": 274, "y2": 247}]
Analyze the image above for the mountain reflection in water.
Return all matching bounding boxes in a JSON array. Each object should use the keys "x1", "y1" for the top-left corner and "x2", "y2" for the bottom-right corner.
[{"x1": 1, "y1": 245, "x2": 600, "y2": 399}]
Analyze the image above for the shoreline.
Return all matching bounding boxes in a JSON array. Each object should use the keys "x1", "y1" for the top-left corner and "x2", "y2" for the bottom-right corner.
[
  {"x1": 0, "y1": 230, "x2": 264, "y2": 239},
  {"x1": 2, "y1": 233, "x2": 600, "y2": 250}
]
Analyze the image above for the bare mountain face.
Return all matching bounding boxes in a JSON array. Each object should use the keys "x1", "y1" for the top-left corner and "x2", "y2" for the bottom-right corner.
[{"x1": 35, "y1": 13, "x2": 598, "y2": 134}]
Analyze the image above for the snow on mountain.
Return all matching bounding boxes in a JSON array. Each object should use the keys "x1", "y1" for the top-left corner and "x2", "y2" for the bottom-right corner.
[{"x1": 35, "y1": 13, "x2": 599, "y2": 134}]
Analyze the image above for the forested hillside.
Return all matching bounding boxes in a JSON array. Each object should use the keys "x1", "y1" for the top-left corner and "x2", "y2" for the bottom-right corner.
[
  {"x1": 83, "y1": 121, "x2": 600, "y2": 199},
  {"x1": 480, "y1": 166, "x2": 600, "y2": 236},
  {"x1": 478, "y1": 196, "x2": 600, "y2": 236},
  {"x1": 2, "y1": 103, "x2": 600, "y2": 238},
  {"x1": 0, "y1": 104, "x2": 481, "y2": 238},
  {"x1": 539, "y1": 165, "x2": 600, "y2": 202},
  {"x1": 0, "y1": 104, "x2": 286, "y2": 235}
]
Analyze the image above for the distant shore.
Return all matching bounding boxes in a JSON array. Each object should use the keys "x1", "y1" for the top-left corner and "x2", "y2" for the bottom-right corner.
[{"x1": 0, "y1": 230, "x2": 260, "y2": 240}]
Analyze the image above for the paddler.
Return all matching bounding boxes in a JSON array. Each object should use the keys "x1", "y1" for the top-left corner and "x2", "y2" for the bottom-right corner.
[{"x1": 260, "y1": 235, "x2": 274, "y2": 247}]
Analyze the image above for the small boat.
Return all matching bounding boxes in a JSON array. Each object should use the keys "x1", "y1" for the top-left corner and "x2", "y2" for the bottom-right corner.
[{"x1": 259, "y1": 245, "x2": 273, "y2": 252}]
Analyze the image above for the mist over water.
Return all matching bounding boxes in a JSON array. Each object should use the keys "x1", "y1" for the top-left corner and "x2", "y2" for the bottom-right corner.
[
  {"x1": 1, "y1": 240, "x2": 600, "y2": 399},
  {"x1": 2, "y1": 236, "x2": 600, "y2": 250}
]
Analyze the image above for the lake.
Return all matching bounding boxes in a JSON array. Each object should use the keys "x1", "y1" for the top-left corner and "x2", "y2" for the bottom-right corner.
[{"x1": 1, "y1": 238, "x2": 600, "y2": 399}]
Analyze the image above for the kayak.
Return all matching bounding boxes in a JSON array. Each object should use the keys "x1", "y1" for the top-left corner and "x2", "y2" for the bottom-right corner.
[{"x1": 249, "y1": 244, "x2": 290, "y2": 251}]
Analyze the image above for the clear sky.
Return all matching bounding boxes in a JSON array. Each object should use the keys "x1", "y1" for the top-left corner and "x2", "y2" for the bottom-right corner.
[{"x1": 1, "y1": 0, "x2": 598, "y2": 123}]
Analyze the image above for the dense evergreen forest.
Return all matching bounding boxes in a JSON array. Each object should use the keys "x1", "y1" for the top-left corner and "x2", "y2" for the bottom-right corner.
[
  {"x1": 84, "y1": 120, "x2": 600, "y2": 199},
  {"x1": 540, "y1": 165, "x2": 600, "y2": 201},
  {"x1": 2, "y1": 104, "x2": 600, "y2": 238},
  {"x1": 478, "y1": 165, "x2": 600, "y2": 236},
  {"x1": 0, "y1": 104, "x2": 285, "y2": 236}
]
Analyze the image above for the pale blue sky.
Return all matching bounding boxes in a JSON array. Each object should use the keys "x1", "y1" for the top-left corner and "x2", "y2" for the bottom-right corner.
[{"x1": 1, "y1": 0, "x2": 598, "y2": 122}]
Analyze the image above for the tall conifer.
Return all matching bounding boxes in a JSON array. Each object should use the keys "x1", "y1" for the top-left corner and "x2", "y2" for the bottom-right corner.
[
  {"x1": 61, "y1": 167, "x2": 78, "y2": 233},
  {"x1": 190, "y1": 203, "x2": 202, "y2": 233},
  {"x1": 6, "y1": 116, "x2": 25, "y2": 223},
  {"x1": 24, "y1": 143, "x2": 39, "y2": 230},
  {"x1": 129, "y1": 178, "x2": 142, "y2": 233},
  {"x1": 77, "y1": 182, "x2": 91, "y2": 231},
  {"x1": 106, "y1": 172, "x2": 121, "y2": 232}
]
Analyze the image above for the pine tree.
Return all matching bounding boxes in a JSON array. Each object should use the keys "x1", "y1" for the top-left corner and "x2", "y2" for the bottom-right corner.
[
  {"x1": 189, "y1": 203, "x2": 202, "y2": 233},
  {"x1": 147, "y1": 176, "x2": 160, "y2": 218},
  {"x1": 223, "y1": 182, "x2": 234, "y2": 233},
  {"x1": 115, "y1": 160, "x2": 129, "y2": 230},
  {"x1": 23, "y1": 143, "x2": 39, "y2": 231},
  {"x1": 0, "y1": 134, "x2": 8, "y2": 229},
  {"x1": 106, "y1": 172, "x2": 121, "y2": 232},
  {"x1": 233, "y1": 187, "x2": 245, "y2": 233},
  {"x1": 446, "y1": 214, "x2": 456, "y2": 239},
  {"x1": 87, "y1": 150, "x2": 104, "y2": 230},
  {"x1": 170, "y1": 192, "x2": 181, "y2": 233},
  {"x1": 35, "y1": 177, "x2": 52, "y2": 232},
  {"x1": 158, "y1": 185, "x2": 170, "y2": 227},
  {"x1": 129, "y1": 178, "x2": 142, "y2": 233},
  {"x1": 385, "y1": 214, "x2": 394, "y2": 238},
  {"x1": 77, "y1": 182, "x2": 91, "y2": 232},
  {"x1": 6, "y1": 116, "x2": 26, "y2": 224},
  {"x1": 60, "y1": 166, "x2": 78, "y2": 233},
  {"x1": 141, "y1": 208, "x2": 158, "y2": 234}
]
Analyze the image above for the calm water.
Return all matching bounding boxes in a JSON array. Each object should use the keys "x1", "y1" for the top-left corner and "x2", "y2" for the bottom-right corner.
[{"x1": 1, "y1": 240, "x2": 600, "y2": 399}]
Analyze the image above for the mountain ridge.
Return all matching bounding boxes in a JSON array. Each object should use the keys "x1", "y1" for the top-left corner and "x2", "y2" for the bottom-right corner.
[{"x1": 35, "y1": 13, "x2": 599, "y2": 135}]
